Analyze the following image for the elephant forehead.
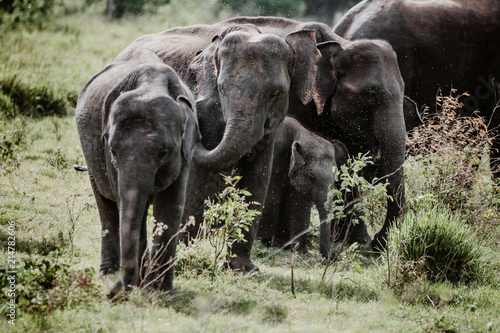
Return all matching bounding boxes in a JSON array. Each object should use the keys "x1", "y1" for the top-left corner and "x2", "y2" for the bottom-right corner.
[{"x1": 221, "y1": 33, "x2": 290, "y2": 58}]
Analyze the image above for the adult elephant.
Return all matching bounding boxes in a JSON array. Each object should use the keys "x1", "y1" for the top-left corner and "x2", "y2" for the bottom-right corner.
[
  {"x1": 75, "y1": 50, "x2": 200, "y2": 295},
  {"x1": 221, "y1": 16, "x2": 422, "y2": 250},
  {"x1": 334, "y1": 0, "x2": 500, "y2": 177},
  {"x1": 116, "y1": 23, "x2": 321, "y2": 272}
]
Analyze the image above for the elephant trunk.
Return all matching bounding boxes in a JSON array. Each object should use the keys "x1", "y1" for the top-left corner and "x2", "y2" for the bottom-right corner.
[
  {"x1": 192, "y1": 113, "x2": 265, "y2": 170},
  {"x1": 317, "y1": 204, "x2": 332, "y2": 259},
  {"x1": 117, "y1": 168, "x2": 153, "y2": 289}
]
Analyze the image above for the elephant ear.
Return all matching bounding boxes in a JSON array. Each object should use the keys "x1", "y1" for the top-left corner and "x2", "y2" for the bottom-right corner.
[
  {"x1": 188, "y1": 35, "x2": 222, "y2": 100},
  {"x1": 285, "y1": 29, "x2": 321, "y2": 105},
  {"x1": 315, "y1": 41, "x2": 343, "y2": 115},
  {"x1": 332, "y1": 140, "x2": 349, "y2": 169},
  {"x1": 178, "y1": 95, "x2": 202, "y2": 163},
  {"x1": 403, "y1": 96, "x2": 423, "y2": 131},
  {"x1": 101, "y1": 68, "x2": 143, "y2": 138},
  {"x1": 289, "y1": 141, "x2": 306, "y2": 178}
]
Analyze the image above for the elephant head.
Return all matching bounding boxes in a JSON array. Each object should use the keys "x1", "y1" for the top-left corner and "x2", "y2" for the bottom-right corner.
[
  {"x1": 314, "y1": 38, "x2": 421, "y2": 248},
  {"x1": 102, "y1": 62, "x2": 200, "y2": 291},
  {"x1": 288, "y1": 136, "x2": 348, "y2": 258},
  {"x1": 189, "y1": 26, "x2": 320, "y2": 170}
]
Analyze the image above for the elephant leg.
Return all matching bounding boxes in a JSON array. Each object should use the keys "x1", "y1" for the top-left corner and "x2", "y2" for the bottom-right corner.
[
  {"x1": 258, "y1": 176, "x2": 284, "y2": 247},
  {"x1": 89, "y1": 175, "x2": 120, "y2": 276},
  {"x1": 272, "y1": 191, "x2": 292, "y2": 249},
  {"x1": 229, "y1": 135, "x2": 275, "y2": 273},
  {"x1": 288, "y1": 194, "x2": 313, "y2": 254},
  {"x1": 332, "y1": 187, "x2": 371, "y2": 245},
  {"x1": 149, "y1": 168, "x2": 189, "y2": 291},
  {"x1": 138, "y1": 208, "x2": 149, "y2": 286},
  {"x1": 181, "y1": 164, "x2": 222, "y2": 242},
  {"x1": 373, "y1": 176, "x2": 405, "y2": 251}
]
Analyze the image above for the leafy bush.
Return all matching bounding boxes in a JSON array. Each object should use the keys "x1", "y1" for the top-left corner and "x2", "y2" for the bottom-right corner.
[
  {"x1": 0, "y1": 256, "x2": 103, "y2": 315},
  {"x1": 326, "y1": 154, "x2": 390, "y2": 241},
  {"x1": 0, "y1": 0, "x2": 57, "y2": 28},
  {"x1": 0, "y1": 76, "x2": 70, "y2": 118},
  {"x1": 387, "y1": 207, "x2": 488, "y2": 286},
  {"x1": 0, "y1": 122, "x2": 25, "y2": 170},
  {"x1": 175, "y1": 239, "x2": 214, "y2": 278},
  {"x1": 406, "y1": 90, "x2": 497, "y2": 218},
  {"x1": 203, "y1": 171, "x2": 260, "y2": 279}
]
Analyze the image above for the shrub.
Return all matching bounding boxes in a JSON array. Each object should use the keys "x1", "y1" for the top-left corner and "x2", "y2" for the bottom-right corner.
[
  {"x1": 0, "y1": 123, "x2": 25, "y2": 170},
  {"x1": 387, "y1": 206, "x2": 488, "y2": 285},
  {"x1": 203, "y1": 171, "x2": 261, "y2": 280},
  {"x1": 0, "y1": 256, "x2": 103, "y2": 315},
  {"x1": 406, "y1": 90, "x2": 496, "y2": 218},
  {"x1": 0, "y1": 0, "x2": 57, "y2": 29},
  {"x1": 326, "y1": 153, "x2": 390, "y2": 241},
  {"x1": 0, "y1": 76, "x2": 69, "y2": 118}
]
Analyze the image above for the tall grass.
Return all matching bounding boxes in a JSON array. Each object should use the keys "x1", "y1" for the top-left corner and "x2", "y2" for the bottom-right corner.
[{"x1": 388, "y1": 207, "x2": 489, "y2": 284}]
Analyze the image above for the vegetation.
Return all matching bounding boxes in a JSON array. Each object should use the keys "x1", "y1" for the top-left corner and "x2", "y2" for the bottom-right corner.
[
  {"x1": 0, "y1": 2, "x2": 499, "y2": 332},
  {"x1": 203, "y1": 171, "x2": 261, "y2": 280}
]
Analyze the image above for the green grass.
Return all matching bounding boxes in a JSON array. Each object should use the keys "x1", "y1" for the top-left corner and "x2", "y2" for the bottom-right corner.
[{"x1": 1, "y1": 3, "x2": 500, "y2": 332}]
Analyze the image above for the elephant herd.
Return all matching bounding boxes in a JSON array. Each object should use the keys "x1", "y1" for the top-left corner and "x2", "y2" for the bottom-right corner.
[{"x1": 75, "y1": 0, "x2": 500, "y2": 296}]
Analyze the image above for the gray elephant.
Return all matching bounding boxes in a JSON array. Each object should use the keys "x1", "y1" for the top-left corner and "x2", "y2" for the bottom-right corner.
[
  {"x1": 334, "y1": 0, "x2": 500, "y2": 177},
  {"x1": 219, "y1": 16, "x2": 423, "y2": 250},
  {"x1": 115, "y1": 23, "x2": 321, "y2": 272},
  {"x1": 75, "y1": 49, "x2": 200, "y2": 295},
  {"x1": 258, "y1": 117, "x2": 350, "y2": 258}
]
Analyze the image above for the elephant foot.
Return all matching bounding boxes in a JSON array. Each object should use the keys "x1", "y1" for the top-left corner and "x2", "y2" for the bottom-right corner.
[
  {"x1": 348, "y1": 222, "x2": 372, "y2": 245},
  {"x1": 228, "y1": 256, "x2": 259, "y2": 275},
  {"x1": 294, "y1": 242, "x2": 310, "y2": 255},
  {"x1": 371, "y1": 232, "x2": 388, "y2": 253},
  {"x1": 98, "y1": 265, "x2": 117, "y2": 277},
  {"x1": 260, "y1": 238, "x2": 272, "y2": 248},
  {"x1": 108, "y1": 281, "x2": 127, "y2": 301}
]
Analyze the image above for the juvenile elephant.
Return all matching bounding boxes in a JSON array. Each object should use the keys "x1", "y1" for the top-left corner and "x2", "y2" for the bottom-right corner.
[
  {"x1": 258, "y1": 117, "x2": 350, "y2": 258},
  {"x1": 75, "y1": 50, "x2": 200, "y2": 295},
  {"x1": 221, "y1": 16, "x2": 423, "y2": 250},
  {"x1": 115, "y1": 23, "x2": 321, "y2": 272},
  {"x1": 334, "y1": 0, "x2": 500, "y2": 177}
]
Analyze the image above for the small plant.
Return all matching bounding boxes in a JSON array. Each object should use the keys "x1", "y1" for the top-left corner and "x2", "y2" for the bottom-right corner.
[
  {"x1": 46, "y1": 148, "x2": 72, "y2": 170},
  {"x1": 386, "y1": 206, "x2": 488, "y2": 286},
  {"x1": 326, "y1": 153, "x2": 391, "y2": 243},
  {"x1": 0, "y1": 123, "x2": 26, "y2": 171},
  {"x1": 203, "y1": 170, "x2": 261, "y2": 281}
]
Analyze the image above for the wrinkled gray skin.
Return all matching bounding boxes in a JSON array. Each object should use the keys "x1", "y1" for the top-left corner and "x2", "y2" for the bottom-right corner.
[
  {"x1": 75, "y1": 50, "x2": 200, "y2": 295},
  {"x1": 116, "y1": 23, "x2": 321, "y2": 272},
  {"x1": 222, "y1": 17, "x2": 423, "y2": 250},
  {"x1": 258, "y1": 117, "x2": 348, "y2": 258},
  {"x1": 334, "y1": 0, "x2": 500, "y2": 177}
]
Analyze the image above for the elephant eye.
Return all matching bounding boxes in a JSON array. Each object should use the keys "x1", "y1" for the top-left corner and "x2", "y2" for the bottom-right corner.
[
  {"x1": 270, "y1": 89, "x2": 281, "y2": 98},
  {"x1": 158, "y1": 150, "x2": 169, "y2": 161}
]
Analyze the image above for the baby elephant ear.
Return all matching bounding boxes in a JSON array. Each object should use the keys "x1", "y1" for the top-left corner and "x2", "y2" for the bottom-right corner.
[
  {"x1": 178, "y1": 96, "x2": 201, "y2": 163},
  {"x1": 285, "y1": 29, "x2": 321, "y2": 105},
  {"x1": 289, "y1": 141, "x2": 306, "y2": 178}
]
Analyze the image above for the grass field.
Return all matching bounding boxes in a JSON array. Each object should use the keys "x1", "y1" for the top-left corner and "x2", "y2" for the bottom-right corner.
[{"x1": 1, "y1": 2, "x2": 500, "y2": 332}]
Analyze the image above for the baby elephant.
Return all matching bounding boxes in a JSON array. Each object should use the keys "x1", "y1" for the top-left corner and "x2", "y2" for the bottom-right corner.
[
  {"x1": 258, "y1": 117, "x2": 348, "y2": 258},
  {"x1": 76, "y1": 52, "x2": 200, "y2": 296}
]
